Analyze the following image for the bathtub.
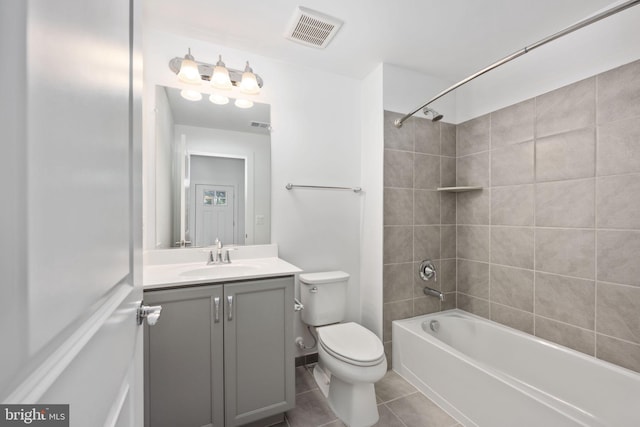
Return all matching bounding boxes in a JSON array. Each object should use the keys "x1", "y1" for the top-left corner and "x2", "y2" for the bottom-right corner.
[{"x1": 392, "y1": 309, "x2": 640, "y2": 427}]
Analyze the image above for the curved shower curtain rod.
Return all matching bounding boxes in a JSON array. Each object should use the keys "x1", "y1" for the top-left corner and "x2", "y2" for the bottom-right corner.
[{"x1": 394, "y1": 0, "x2": 640, "y2": 128}]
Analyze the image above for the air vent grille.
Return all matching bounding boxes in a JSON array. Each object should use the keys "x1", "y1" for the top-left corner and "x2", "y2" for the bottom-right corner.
[
  {"x1": 250, "y1": 121, "x2": 271, "y2": 129},
  {"x1": 285, "y1": 7, "x2": 343, "y2": 49}
]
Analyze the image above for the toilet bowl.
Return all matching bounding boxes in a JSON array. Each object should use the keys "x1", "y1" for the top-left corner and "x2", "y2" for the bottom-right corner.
[
  {"x1": 315, "y1": 323, "x2": 387, "y2": 427},
  {"x1": 299, "y1": 272, "x2": 387, "y2": 427}
]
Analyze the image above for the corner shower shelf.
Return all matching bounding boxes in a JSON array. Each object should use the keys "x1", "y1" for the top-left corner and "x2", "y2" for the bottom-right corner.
[{"x1": 436, "y1": 186, "x2": 483, "y2": 193}]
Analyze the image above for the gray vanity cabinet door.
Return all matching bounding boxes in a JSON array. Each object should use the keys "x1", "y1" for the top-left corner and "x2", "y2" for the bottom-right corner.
[
  {"x1": 144, "y1": 285, "x2": 225, "y2": 427},
  {"x1": 223, "y1": 277, "x2": 295, "y2": 426}
]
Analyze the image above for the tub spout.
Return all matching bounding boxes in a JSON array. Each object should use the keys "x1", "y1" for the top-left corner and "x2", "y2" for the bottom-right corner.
[{"x1": 423, "y1": 286, "x2": 445, "y2": 301}]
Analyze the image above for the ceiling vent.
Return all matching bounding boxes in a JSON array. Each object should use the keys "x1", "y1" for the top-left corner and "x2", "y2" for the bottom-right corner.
[
  {"x1": 285, "y1": 6, "x2": 343, "y2": 49},
  {"x1": 250, "y1": 121, "x2": 271, "y2": 130}
]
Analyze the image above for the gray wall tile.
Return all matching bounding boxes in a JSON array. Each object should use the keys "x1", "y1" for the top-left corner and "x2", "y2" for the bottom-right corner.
[
  {"x1": 441, "y1": 225, "x2": 456, "y2": 260},
  {"x1": 491, "y1": 226, "x2": 534, "y2": 269},
  {"x1": 536, "y1": 128, "x2": 596, "y2": 182},
  {"x1": 491, "y1": 99, "x2": 535, "y2": 148},
  {"x1": 535, "y1": 316, "x2": 595, "y2": 356},
  {"x1": 597, "y1": 230, "x2": 640, "y2": 286},
  {"x1": 491, "y1": 140, "x2": 534, "y2": 186},
  {"x1": 415, "y1": 118, "x2": 440, "y2": 155},
  {"x1": 535, "y1": 228, "x2": 595, "y2": 279},
  {"x1": 491, "y1": 185, "x2": 534, "y2": 226},
  {"x1": 457, "y1": 259, "x2": 489, "y2": 299},
  {"x1": 414, "y1": 225, "x2": 441, "y2": 261},
  {"x1": 414, "y1": 296, "x2": 441, "y2": 316},
  {"x1": 457, "y1": 293, "x2": 490, "y2": 319},
  {"x1": 535, "y1": 179, "x2": 595, "y2": 228},
  {"x1": 457, "y1": 114, "x2": 490, "y2": 156},
  {"x1": 414, "y1": 154, "x2": 440, "y2": 189},
  {"x1": 596, "y1": 334, "x2": 640, "y2": 373},
  {"x1": 383, "y1": 300, "x2": 413, "y2": 342},
  {"x1": 441, "y1": 122, "x2": 457, "y2": 157},
  {"x1": 383, "y1": 263, "x2": 414, "y2": 303},
  {"x1": 597, "y1": 282, "x2": 640, "y2": 344},
  {"x1": 597, "y1": 117, "x2": 640, "y2": 176},
  {"x1": 439, "y1": 259, "x2": 457, "y2": 293},
  {"x1": 536, "y1": 77, "x2": 596, "y2": 138},
  {"x1": 597, "y1": 174, "x2": 640, "y2": 229},
  {"x1": 597, "y1": 59, "x2": 640, "y2": 125},
  {"x1": 384, "y1": 110, "x2": 414, "y2": 151},
  {"x1": 457, "y1": 189, "x2": 490, "y2": 225},
  {"x1": 384, "y1": 226, "x2": 413, "y2": 264},
  {"x1": 457, "y1": 152, "x2": 489, "y2": 187},
  {"x1": 384, "y1": 188, "x2": 413, "y2": 225},
  {"x1": 457, "y1": 225, "x2": 490, "y2": 262},
  {"x1": 384, "y1": 149, "x2": 414, "y2": 188},
  {"x1": 440, "y1": 156, "x2": 456, "y2": 187},
  {"x1": 414, "y1": 190, "x2": 439, "y2": 225},
  {"x1": 441, "y1": 192, "x2": 456, "y2": 225},
  {"x1": 491, "y1": 304, "x2": 534, "y2": 334},
  {"x1": 490, "y1": 265, "x2": 534, "y2": 311},
  {"x1": 535, "y1": 272, "x2": 595, "y2": 329}
]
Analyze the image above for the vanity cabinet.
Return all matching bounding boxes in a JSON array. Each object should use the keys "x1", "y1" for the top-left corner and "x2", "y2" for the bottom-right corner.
[{"x1": 144, "y1": 276, "x2": 295, "y2": 427}]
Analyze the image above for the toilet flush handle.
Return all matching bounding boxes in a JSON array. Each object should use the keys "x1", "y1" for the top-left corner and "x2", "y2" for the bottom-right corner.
[{"x1": 309, "y1": 286, "x2": 318, "y2": 293}]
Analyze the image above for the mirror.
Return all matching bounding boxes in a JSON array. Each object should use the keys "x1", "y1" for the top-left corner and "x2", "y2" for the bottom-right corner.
[{"x1": 154, "y1": 85, "x2": 271, "y2": 248}]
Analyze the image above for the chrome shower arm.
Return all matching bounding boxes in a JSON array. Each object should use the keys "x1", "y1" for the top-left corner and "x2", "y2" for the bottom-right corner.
[{"x1": 394, "y1": 0, "x2": 640, "y2": 128}]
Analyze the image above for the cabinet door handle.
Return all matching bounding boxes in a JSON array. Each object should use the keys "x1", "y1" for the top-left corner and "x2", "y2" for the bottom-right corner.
[
  {"x1": 214, "y1": 297, "x2": 220, "y2": 323},
  {"x1": 227, "y1": 296, "x2": 233, "y2": 321}
]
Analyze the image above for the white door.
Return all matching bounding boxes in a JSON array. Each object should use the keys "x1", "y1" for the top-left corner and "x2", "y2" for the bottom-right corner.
[
  {"x1": 195, "y1": 184, "x2": 236, "y2": 246},
  {"x1": 0, "y1": 1, "x2": 143, "y2": 426}
]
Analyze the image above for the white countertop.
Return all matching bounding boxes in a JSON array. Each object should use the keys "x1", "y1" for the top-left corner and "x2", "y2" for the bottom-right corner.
[{"x1": 143, "y1": 244, "x2": 302, "y2": 290}]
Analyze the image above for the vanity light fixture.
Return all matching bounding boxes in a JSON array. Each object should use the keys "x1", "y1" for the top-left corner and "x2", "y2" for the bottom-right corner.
[
  {"x1": 234, "y1": 98, "x2": 254, "y2": 109},
  {"x1": 177, "y1": 49, "x2": 201, "y2": 85},
  {"x1": 211, "y1": 55, "x2": 233, "y2": 90},
  {"x1": 169, "y1": 51, "x2": 264, "y2": 93},
  {"x1": 180, "y1": 89, "x2": 203, "y2": 101},
  {"x1": 239, "y1": 61, "x2": 260, "y2": 95},
  {"x1": 209, "y1": 93, "x2": 229, "y2": 105}
]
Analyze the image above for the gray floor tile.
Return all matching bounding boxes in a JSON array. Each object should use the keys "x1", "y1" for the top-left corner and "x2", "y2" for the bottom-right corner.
[
  {"x1": 387, "y1": 393, "x2": 458, "y2": 427},
  {"x1": 286, "y1": 389, "x2": 338, "y2": 427},
  {"x1": 375, "y1": 370, "x2": 418, "y2": 403},
  {"x1": 373, "y1": 404, "x2": 406, "y2": 427},
  {"x1": 295, "y1": 366, "x2": 318, "y2": 395}
]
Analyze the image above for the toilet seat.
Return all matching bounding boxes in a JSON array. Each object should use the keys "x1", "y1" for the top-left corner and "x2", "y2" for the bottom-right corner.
[{"x1": 318, "y1": 322, "x2": 385, "y2": 367}]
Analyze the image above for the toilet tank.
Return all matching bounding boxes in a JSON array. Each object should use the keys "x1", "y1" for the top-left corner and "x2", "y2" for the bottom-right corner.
[{"x1": 299, "y1": 271, "x2": 349, "y2": 326}]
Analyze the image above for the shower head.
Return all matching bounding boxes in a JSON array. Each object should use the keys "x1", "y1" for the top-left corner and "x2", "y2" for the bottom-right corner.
[{"x1": 423, "y1": 107, "x2": 443, "y2": 122}]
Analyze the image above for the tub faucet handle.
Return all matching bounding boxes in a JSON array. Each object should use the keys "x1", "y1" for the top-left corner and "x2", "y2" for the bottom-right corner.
[{"x1": 419, "y1": 259, "x2": 437, "y2": 282}]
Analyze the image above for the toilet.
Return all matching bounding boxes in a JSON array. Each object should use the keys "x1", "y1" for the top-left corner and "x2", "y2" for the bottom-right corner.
[{"x1": 299, "y1": 271, "x2": 387, "y2": 427}]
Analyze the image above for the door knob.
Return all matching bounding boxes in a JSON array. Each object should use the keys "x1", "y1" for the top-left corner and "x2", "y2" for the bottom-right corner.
[{"x1": 137, "y1": 303, "x2": 162, "y2": 326}]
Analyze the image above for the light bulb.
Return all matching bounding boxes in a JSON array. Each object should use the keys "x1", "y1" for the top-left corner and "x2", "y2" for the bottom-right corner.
[
  {"x1": 211, "y1": 55, "x2": 233, "y2": 90},
  {"x1": 177, "y1": 49, "x2": 201, "y2": 85},
  {"x1": 234, "y1": 98, "x2": 253, "y2": 109},
  {"x1": 239, "y1": 61, "x2": 260, "y2": 94},
  {"x1": 180, "y1": 89, "x2": 202, "y2": 101},
  {"x1": 209, "y1": 93, "x2": 229, "y2": 105}
]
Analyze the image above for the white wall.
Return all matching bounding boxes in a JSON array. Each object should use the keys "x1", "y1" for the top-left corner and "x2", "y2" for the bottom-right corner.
[
  {"x1": 143, "y1": 29, "x2": 363, "y2": 356},
  {"x1": 382, "y1": 63, "x2": 456, "y2": 121},
  {"x1": 455, "y1": 3, "x2": 640, "y2": 122},
  {"x1": 154, "y1": 86, "x2": 174, "y2": 248},
  {"x1": 360, "y1": 64, "x2": 385, "y2": 338}
]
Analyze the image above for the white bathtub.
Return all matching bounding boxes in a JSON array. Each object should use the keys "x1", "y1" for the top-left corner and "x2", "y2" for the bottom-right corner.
[{"x1": 392, "y1": 309, "x2": 640, "y2": 427}]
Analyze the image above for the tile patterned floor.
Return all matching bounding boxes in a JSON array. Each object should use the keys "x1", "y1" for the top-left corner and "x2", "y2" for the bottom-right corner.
[{"x1": 277, "y1": 365, "x2": 462, "y2": 427}]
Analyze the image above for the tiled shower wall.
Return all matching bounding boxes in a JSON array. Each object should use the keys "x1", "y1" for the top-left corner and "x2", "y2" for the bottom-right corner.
[
  {"x1": 382, "y1": 111, "x2": 457, "y2": 364},
  {"x1": 455, "y1": 58, "x2": 640, "y2": 373},
  {"x1": 383, "y1": 58, "x2": 640, "y2": 373}
]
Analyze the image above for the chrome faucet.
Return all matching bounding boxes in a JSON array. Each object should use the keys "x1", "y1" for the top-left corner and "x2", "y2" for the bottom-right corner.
[
  {"x1": 419, "y1": 259, "x2": 445, "y2": 301},
  {"x1": 207, "y1": 239, "x2": 224, "y2": 265}
]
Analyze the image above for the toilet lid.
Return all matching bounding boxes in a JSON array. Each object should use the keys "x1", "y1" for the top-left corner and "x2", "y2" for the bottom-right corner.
[{"x1": 318, "y1": 323, "x2": 385, "y2": 365}]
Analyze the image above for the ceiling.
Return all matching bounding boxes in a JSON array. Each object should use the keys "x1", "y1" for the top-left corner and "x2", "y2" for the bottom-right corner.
[{"x1": 144, "y1": 0, "x2": 617, "y2": 82}]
